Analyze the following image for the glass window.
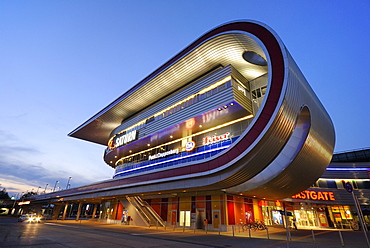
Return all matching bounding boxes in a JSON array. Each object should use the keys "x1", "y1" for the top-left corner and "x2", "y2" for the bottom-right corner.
[
  {"x1": 326, "y1": 180, "x2": 337, "y2": 188},
  {"x1": 363, "y1": 181, "x2": 370, "y2": 189},
  {"x1": 318, "y1": 180, "x2": 327, "y2": 188},
  {"x1": 256, "y1": 88, "x2": 262, "y2": 98},
  {"x1": 261, "y1": 86, "x2": 267, "y2": 95},
  {"x1": 252, "y1": 90, "x2": 256, "y2": 99},
  {"x1": 219, "y1": 83, "x2": 226, "y2": 91}
]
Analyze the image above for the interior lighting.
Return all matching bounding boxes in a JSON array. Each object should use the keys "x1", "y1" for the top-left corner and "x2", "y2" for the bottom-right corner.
[
  {"x1": 230, "y1": 102, "x2": 234, "y2": 106},
  {"x1": 109, "y1": 76, "x2": 232, "y2": 139},
  {"x1": 147, "y1": 144, "x2": 150, "y2": 147},
  {"x1": 223, "y1": 105, "x2": 228, "y2": 109},
  {"x1": 115, "y1": 114, "x2": 254, "y2": 166},
  {"x1": 326, "y1": 168, "x2": 369, "y2": 171},
  {"x1": 115, "y1": 145, "x2": 230, "y2": 176}
]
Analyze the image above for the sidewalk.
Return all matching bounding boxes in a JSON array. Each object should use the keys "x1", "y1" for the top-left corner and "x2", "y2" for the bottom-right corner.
[{"x1": 47, "y1": 219, "x2": 370, "y2": 248}]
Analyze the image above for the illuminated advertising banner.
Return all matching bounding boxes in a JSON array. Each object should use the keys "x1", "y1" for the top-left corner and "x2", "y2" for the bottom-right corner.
[
  {"x1": 203, "y1": 132, "x2": 230, "y2": 145},
  {"x1": 292, "y1": 190, "x2": 336, "y2": 201},
  {"x1": 149, "y1": 148, "x2": 180, "y2": 160},
  {"x1": 108, "y1": 130, "x2": 138, "y2": 150}
]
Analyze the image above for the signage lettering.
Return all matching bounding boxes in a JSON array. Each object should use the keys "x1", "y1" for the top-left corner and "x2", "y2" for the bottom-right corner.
[
  {"x1": 238, "y1": 85, "x2": 246, "y2": 95},
  {"x1": 109, "y1": 130, "x2": 138, "y2": 149},
  {"x1": 185, "y1": 141, "x2": 196, "y2": 151},
  {"x1": 292, "y1": 190, "x2": 336, "y2": 201},
  {"x1": 203, "y1": 132, "x2": 230, "y2": 145},
  {"x1": 149, "y1": 148, "x2": 179, "y2": 160}
]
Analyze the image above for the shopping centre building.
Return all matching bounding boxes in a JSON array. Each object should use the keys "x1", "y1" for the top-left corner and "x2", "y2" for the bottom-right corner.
[{"x1": 22, "y1": 20, "x2": 360, "y2": 230}]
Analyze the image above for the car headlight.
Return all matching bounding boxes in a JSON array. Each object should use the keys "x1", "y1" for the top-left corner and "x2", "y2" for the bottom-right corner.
[{"x1": 36, "y1": 217, "x2": 41, "y2": 221}]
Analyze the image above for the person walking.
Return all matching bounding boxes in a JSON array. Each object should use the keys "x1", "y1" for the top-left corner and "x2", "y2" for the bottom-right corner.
[{"x1": 292, "y1": 217, "x2": 298, "y2": 230}]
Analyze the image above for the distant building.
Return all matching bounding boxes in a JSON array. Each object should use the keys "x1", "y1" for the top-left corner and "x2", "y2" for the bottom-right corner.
[{"x1": 26, "y1": 20, "x2": 337, "y2": 231}]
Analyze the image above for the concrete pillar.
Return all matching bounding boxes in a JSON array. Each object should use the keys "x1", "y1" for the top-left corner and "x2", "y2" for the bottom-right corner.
[
  {"x1": 62, "y1": 203, "x2": 69, "y2": 220},
  {"x1": 76, "y1": 202, "x2": 83, "y2": 221},
  {"x1": 33, "y1": 204, "x2": 43, "y2": 215},
  {"x1": 52, "y1": 204, "x2": 63, "y2": 220},
  {"x1": 92, "y1": 204, "x2": 98, "y2": 219}
]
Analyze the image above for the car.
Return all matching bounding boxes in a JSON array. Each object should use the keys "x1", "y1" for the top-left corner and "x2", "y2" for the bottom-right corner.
[
  {"x1": 18, "y1": 214, "x2": 42, "y2": 223},
  {"x1": 18, "y1": 214, "x2": 28, "y2": 222}
]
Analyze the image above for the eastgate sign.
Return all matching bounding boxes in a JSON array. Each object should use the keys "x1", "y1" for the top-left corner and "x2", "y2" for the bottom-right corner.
[
  {"x1": 109, "y1": 130, "x2": 138, "y2": 149},
  {"x1": 292, "y1": 190, "x2": 336, "y2": 201}
]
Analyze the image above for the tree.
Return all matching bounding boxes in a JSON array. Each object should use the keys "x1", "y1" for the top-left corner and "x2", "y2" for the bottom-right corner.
[{"x1": 0, "y1": 188, "x2": 10, "y2": 200}]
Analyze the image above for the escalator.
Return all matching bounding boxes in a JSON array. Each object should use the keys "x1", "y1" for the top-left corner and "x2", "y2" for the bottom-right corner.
[{"x1": 126, "y1": 196, "x2": 165, "y2": 227}]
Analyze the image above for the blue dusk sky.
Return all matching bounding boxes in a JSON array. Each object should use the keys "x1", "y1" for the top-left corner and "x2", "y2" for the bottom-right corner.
[{"x1": 1, "y1": 1, "x2": 369, "y2": 196}]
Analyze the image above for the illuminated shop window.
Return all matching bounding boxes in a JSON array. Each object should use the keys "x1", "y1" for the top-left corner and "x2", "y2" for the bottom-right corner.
[
  {"x1": 326, "y1": 180, "x2": 337, "y2": 188},
  {"x1": 110, "y1": 78, "x2": 234, "y2": 150}
]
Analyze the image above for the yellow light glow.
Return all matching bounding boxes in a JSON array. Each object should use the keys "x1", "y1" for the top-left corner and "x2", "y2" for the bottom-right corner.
[
  {"x1": 115, "y1": 114, "x2": 254, "y2": 166},
  {"x1": 108, "y1": 76, "x2": 232, "y2": 145}
]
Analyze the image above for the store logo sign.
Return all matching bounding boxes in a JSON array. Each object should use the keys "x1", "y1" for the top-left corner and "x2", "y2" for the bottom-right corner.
[
  {"x1": 149, "y1": 148, "x2": 179, "y2": 160},
  {"x1": 109, "y1": 130, "x2": 138, "y2": 149},
  {"x1": 185, "y1": 141, "x2": 195, "y2": 151},
  {"x1": 292, "y1": 190, "x2": 336, "y2": 201},
  {"x1": 203, "y1": 132, "x2": 230, "y2": 145}
]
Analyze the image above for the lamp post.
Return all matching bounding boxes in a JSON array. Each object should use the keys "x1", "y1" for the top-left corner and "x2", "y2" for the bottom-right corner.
[
  {"x1": 36, "y1": 186, "x2": 41, "y2": 194},
  {"x1": 53, "y1": 181, "x2": 59, "y2": 192},
  {"x1": 66, "y1": 177, "x2": 72, "y2": 189},
  {"x1": 44, "y1": 184, "x2": 49, "y2": 194}
]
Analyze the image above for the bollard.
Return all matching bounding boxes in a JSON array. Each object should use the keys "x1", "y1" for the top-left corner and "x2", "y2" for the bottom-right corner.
[
  {"x1": 183, "y1": 222, "x2": 185, "y2": 232},
  {"x1": 338, "y1": 230, "x2": 345, "y2": 247},
  {"x1": 311, "y1": 229, "x2": 316, "y2": 244},
  {"x1": 232, "y1": 225, "x2": 235, "y2": 237},
  {"x1": 248, "y1": 226, "x2": 251, "y2": 238},
  {"x1": 266, "y1": 227, "x2": 269, "y2": 239},
  {"x1": 164, "y1": 221, "x2": 167, "y2": 230},
  {"x1": 173, "y1": 224, "x2": 175, "y2": 231},
  {"x1": 156, "y1": 221, "x2": 158, "y2": 229}
]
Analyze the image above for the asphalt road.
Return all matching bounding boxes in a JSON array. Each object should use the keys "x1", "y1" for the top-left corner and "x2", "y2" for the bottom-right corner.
[{"x1": 0, "y1": 216, "x2": 369, "y2": 248}]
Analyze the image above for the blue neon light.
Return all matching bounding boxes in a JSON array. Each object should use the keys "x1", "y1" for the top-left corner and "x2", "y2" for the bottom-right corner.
[
  {"x1": 115, "y1": 145, "x2": 230, "y2": 176},
  {"x1": 326, "y1": 168, "x2": 370, "y2": 171}
]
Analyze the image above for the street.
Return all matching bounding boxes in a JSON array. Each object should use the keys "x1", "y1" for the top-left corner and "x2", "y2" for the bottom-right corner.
[{"x1": 0, "y1": 216, "x2": 368, "y2": 248}]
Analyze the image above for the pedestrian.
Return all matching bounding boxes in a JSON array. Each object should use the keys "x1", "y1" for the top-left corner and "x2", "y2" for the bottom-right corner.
[{"x1": 292, "y1": 217, "x2": 297, "y2": 230}]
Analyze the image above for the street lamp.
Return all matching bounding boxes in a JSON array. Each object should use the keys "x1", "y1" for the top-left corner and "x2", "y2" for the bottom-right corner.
[
  {"x1": 66, "y1": 177, "x2": 72, "y2": 189},
  {"x1": 36, "y1": 186, "x2": 41, "y2": 194},
  {"x1": 53, "y1": 181, "x2": 59, "y2": 192},
  {"x1": 44, "y1": 184, "x2": 49, "y2": 194}
]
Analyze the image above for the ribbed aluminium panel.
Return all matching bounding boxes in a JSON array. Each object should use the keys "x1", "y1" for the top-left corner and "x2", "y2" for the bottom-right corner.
[
  {"x1": 142, "y1": 90, "x2": 235, "y2": 138},
  {"x1": 112, "y1": 66, "x2": 234, "y2": 137},
  {"x1": 233, "y1": 82, "x2": 253, "y2": 115},
  {"x1": 231, "y1": 66, "x2": 250, "y2": 91}
]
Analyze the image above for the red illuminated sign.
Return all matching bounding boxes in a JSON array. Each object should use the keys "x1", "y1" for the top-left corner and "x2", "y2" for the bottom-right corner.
[
  {"x1": 203, "y1": 132, "x2": 230, "y2": 145},
  {"x1": 292, "y1": 190, "x2": 336, "y2": 201}
]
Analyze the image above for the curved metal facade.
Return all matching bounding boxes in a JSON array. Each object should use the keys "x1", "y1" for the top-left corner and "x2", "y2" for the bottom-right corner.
[{"x1": 67, "y1": 20, "x2": 335, "y2": 200}]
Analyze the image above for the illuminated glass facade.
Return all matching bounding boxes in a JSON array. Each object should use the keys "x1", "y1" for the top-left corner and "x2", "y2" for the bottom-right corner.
[{"x1": 105, "y1": 65, "x2": 262, "y2": 178}]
